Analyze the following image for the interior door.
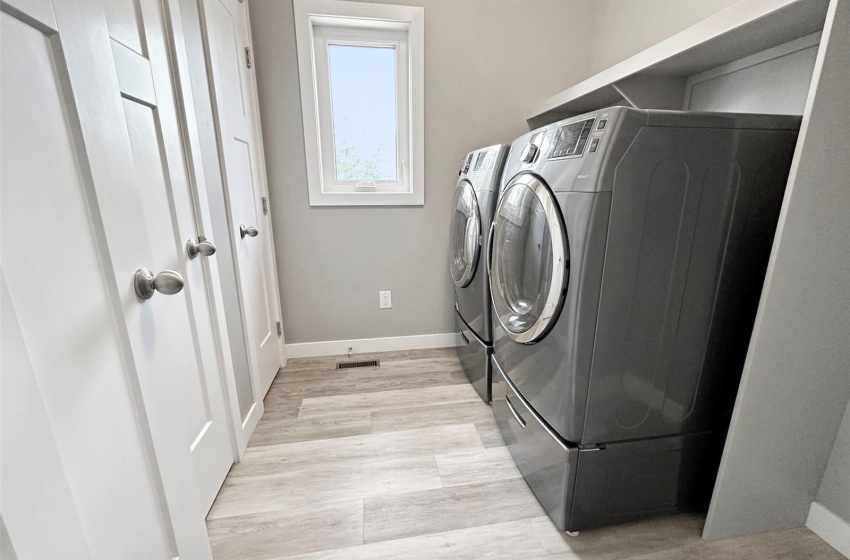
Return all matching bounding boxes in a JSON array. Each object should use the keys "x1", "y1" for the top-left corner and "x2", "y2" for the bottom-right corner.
[
  {"x1": 490, "y1": 174, "x2": 570, "y2": 344},
  {"x1": 201, "y1": 0, "x2": 285, "y2": 397},
  {"x1": 104, "y1": 0, "x2": 235, "y2": 511},
  {"x1": 1, "y1": 0, "x2": 213, "y2": 557},
  {"x1": 449, "y1": 181, "x2": 482, "y2": 288}
]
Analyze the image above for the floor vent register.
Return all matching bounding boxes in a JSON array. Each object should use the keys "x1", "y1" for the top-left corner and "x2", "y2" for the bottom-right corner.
[{"x1": 335, "y1": 359, "x2": 381, "y2": 370}]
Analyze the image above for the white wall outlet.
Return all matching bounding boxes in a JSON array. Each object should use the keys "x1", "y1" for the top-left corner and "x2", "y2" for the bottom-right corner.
[{"x1": 379, "y1": 290, "x2": 392, "y2": 309}]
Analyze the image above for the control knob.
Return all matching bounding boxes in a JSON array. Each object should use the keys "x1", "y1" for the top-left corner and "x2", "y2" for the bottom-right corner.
[{"x1": 520, "y1": 143, "x2": 539, "y2": 164}]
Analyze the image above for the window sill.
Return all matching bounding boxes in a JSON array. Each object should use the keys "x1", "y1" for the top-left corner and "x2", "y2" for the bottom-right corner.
[{"x1": 309, "y1": 190, "x2": 424, "y2": 207}]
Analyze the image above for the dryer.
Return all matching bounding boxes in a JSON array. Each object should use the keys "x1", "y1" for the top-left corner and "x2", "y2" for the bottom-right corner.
[
  {"x1": 489, "y1": 107, "x2": 801, "y2": 531},
  {"x1": 450, "y1": 144, "x2": 508, "y2": 403}
]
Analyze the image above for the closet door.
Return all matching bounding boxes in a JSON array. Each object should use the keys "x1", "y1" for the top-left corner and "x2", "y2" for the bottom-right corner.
[
  {"x1": 1, "y1": 0, "x2": 229, "y2": 556},
  {"x1": 201, "y1": 0, "x2": 285, "y2": 399},
  {"x1": 104, "y1": 0, "x2": 234, "y2": 513}
]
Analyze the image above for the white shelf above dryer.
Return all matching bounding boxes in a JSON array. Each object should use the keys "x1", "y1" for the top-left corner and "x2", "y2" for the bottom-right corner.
[{"x1": 527, "y1": 0, "x2": 830, "y2": 126}]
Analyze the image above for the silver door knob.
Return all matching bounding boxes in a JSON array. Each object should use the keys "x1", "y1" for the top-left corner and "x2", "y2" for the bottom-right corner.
[
  {"x1": 186, "y1": 237, "x2": 217, "y2": 259},
  {"x1": 240, "y1": 225, "x2": 259, "y2": 238},
  {"x1": 134, "y1": 268, "x2": 185, "y2": 300}
]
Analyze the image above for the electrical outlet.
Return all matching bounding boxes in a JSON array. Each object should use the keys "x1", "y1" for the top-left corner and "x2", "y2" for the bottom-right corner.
[{"x1": 379, "y1": 290, "x2": 392, "y2": 309}]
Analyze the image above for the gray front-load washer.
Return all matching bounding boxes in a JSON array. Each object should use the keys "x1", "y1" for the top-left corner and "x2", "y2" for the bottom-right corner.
[
  {"x1": 450, "y1": 144, "x2": 508, "y2": 403},
  {"x1": 489, "y1": 107, "x2": 801, "y2": 531}
]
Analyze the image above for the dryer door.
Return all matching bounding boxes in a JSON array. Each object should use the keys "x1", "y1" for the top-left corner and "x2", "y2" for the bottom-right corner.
[
  {"x1": 449, "y1": 181, "x2": 482, "y2": 288},
  {"x1": 490, "y1": 174, "x2": 569, "y2": 344}
]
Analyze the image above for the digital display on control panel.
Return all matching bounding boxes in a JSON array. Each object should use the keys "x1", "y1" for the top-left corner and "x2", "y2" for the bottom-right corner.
[{"x1": 549, "y1": 118, "x2": 595, "y2": 159}]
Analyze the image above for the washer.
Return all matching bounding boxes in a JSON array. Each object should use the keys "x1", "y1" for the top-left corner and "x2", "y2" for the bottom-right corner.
[
  {"x1": 489, "y1": 107, "x2": 801, "y2": 531},
  {"x1": 449, "y1": 144, "x2": 508, "y2": 403}
]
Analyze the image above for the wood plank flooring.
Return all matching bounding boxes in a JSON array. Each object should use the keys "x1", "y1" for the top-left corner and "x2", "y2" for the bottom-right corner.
[{"x1": 206, "y1": 348, "x2": 843, "y2": 559}]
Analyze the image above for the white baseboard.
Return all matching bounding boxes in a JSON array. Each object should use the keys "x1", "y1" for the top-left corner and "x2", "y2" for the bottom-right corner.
[
  {"x1": 807, "y1": 502, "x2": 850, "y2": 558},
  {"x1": 285, "y1": 333, "x2": 460, "y2": 359}
]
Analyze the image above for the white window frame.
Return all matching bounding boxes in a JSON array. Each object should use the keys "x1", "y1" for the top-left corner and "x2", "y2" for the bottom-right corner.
[{"x1": 294, "y1": 0, "x2": 425, "y2": 206}]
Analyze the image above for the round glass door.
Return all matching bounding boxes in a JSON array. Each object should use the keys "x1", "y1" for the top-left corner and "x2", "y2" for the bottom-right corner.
[
  {"x1": 449, "y1": 181, "x2": 481, "y2": 288},
  {"x1": 490, "y1": 174, "x2": 569, "y2": 343}
]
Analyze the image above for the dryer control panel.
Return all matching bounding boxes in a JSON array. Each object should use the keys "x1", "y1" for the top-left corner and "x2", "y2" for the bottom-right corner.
[
  {"x1": 459, "y1": 152, "x2": 474, "y2": 176},
  {"x1": 548, "y1": 117, "x2": 596, "y2": 159}
]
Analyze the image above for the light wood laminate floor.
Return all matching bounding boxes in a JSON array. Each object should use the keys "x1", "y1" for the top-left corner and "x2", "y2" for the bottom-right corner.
[{"x1": 206, "y1": 348, "x2": 842, "y2": 559}]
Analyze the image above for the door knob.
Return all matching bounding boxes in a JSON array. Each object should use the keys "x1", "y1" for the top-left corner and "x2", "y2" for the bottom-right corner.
[
  {"x1": 186, "y1": 237, "x2": 217, "y2": 259},
  {"x1": 134, "y1": 268, "x2": 185, "y2": 300},
  {"x1": 240, "y1": 224, "x2": 259, "y2": 238}
]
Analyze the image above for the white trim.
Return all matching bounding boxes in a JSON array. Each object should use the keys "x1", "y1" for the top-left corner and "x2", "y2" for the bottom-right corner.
[
  {"x1": 294, "y1": 0, "x2": 424, "y2": 207},
  {"x1": 807, "y1": 502, "x2": 850, "y2": 558},
  {"x1": 286, "y1": 333, "x2": 460, "y2": 359},
  {"x1": 683, "y1": 31, "x2": 822, "y2": 109}
]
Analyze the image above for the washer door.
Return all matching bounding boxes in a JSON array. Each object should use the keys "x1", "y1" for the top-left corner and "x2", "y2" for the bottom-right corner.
[
  {"x1": 490, "y1": 174, "x2": 569, "y2": 344},
  {"x1": 449, "y1": 181, "x2": 482, "y2": 288}
]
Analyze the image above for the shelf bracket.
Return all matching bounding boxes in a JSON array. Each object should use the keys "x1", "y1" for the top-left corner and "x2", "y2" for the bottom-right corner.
[{"x1": 612, "y1": 75, "x2": 688, "y2": 111}]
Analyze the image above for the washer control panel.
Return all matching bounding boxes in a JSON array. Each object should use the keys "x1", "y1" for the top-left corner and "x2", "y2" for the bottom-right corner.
[
  {"x1": 459, "y1": 152, "x2": 474, "y2": 176},
  {"x1": 548, "y1": 117, "x2": 595, "y2": 159}
]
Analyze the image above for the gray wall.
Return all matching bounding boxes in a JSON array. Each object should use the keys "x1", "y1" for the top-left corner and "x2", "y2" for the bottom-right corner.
[
  {"x1": 704, "y1": 0, "x2": 850, "y2": 539},
  {"x1": 248, "y1": 0, "x2": 594, "y2": 344},
  {"x1": 587, "y1": 0, "x2": 743, "y2": 74},
  {"x1": 818, "y1": 397, "x2": 850, "y2": 522}
]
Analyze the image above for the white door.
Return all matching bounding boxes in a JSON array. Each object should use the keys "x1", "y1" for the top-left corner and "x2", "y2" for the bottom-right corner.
[
  {"x1": 103, "y1": 0, "x2": 235, "y2": 511},
  {"x1": 1, "y1": 1, "x2": 222, "y2": 558},
  {"x1": 201, "y1": 0, "x2": 286, "y2": 398}
]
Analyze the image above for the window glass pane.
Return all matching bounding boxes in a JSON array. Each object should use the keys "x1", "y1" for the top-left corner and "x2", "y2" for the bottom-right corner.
[{"x1": 328, "y1": 44, "x2": 398, "y2": 181}]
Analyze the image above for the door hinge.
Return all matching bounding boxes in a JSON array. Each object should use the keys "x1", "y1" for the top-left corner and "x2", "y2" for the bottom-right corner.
[
  {"x1": 262, "y1": 196, "x2": 268, "y2": 215},
  {"x1": 245, "y1": 46, "x2": 252, "y2": 69},
  {"x1": 276, "y1": 321, "x2": 282, "y2": 337}
]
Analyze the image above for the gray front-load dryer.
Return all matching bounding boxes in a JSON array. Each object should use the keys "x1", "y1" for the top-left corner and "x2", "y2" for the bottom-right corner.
[
  {"x1": 489, "y1": 107, "x2": 801, "y2": 531},
  {"x1": 450, "y1": 144, "x2": 508, "y2": 403}
]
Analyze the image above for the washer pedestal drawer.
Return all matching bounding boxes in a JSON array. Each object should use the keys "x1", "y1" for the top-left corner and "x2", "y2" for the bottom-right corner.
[
  {"x1": 492, "y1": 362, "x2": 578, "y2": 530},
  {"x1": 455, "y1": 308, "x2": 491, "y2": 403},
  {"x1": 493, "y1": 357, "x2": 722, "y2": 532}
]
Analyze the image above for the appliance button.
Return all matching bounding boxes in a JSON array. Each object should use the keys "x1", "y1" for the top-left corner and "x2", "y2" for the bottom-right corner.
[
  {"x1": 520, "y1": 143, "x2": 539, "y2": 164},
  {"x1": 597, "y1": 119, "x2": 607, "y2": 130},
  {"x1": 589, "y1": 138, "x2": 600, "y2": 152}
]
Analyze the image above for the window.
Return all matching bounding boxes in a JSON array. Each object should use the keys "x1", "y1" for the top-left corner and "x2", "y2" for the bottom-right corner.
[{"x1": 294, "y1": 0, "x2": 424, "y2": 206}]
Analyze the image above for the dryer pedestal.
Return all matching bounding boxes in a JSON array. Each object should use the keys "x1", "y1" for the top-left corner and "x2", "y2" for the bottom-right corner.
[
  {"x1": 455, "y1": 309, "x2": 491, "y2": 403},
  {"x1": 493, "y1": 358, "x2": 723, "y2": 532}
]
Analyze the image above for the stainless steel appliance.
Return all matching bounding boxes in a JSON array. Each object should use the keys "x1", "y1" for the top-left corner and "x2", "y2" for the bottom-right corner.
[
  {"x1": 450, "y1": 144, "x2": 508, "y2": 402},
  {"x1": 490, "y1": 107, "x2": 800, "y2": 531}
]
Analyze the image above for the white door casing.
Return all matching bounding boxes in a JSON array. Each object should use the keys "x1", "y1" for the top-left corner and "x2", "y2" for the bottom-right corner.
[{"x1": 200, "y1": 0, "x2": 286, "y2": 400}]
